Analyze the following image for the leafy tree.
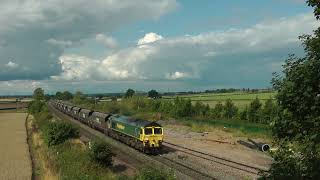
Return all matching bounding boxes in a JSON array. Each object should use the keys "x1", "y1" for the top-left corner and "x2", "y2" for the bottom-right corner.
[
  {"x1": 264, "y1": 1, "x2": 320, "y2": 179},
  {"x1": 213, "y1": 101, "x2": 224, "y2": 118},
  {"x1": 72, "y1": 91, "x2": 85, "y2": 103},
  {"x1": 111, "y1": 96, "x2": 117, "y2": 102},
  {"x1": 61, "y1": 91, "x2": 73, "y2": 100},
  {"x1": 28, "y1": 100, "x2": 46, "y2": 114},
  {"x1": 262, "y1": 98, "x2": 277, "y2": 123},
  {"x1": 125, "y1": 89, "x2": 135, "y2": 98},
  {"x1": 223, "y1": 99, "x2": 238, "y2": 119},
  {"x1": 55, "y1": 91, "x2": 63, "y2": 100},
  {"x1": 148, "y1": 89, "x2": 161, "y2": 99},
  {"x1": 173, "y1": 97, "x2": 194, "y2": 117},
  {"x1": 194, "y1": 101, "x2": 210, "y2": 117},
  {"x1": 33, "y1": 88, "x2": 45, "y2": 100},
  {"x1": 248, "y1": 97, "x2": 262, "y2": 122},
  {"x1": 308, "y1": 0, "x2": 320, "y2": 19},
  {"x1": 239, "y1": 106, "x2": 248, "y2": 121}
]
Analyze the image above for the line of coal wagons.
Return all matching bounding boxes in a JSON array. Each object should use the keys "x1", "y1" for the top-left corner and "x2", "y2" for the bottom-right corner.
[{"x1": 51, "y1": 100, "x2": 164, "y2": 153}]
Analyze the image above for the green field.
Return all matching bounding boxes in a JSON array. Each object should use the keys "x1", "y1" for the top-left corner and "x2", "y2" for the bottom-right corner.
[{"x1": 163, "y1": 92, "x2": 276, "y2": 110}]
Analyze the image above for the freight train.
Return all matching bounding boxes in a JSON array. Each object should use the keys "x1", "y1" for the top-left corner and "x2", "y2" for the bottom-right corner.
[{"x1": 51, "y1": 100, "x2": 164, "y2": 154}]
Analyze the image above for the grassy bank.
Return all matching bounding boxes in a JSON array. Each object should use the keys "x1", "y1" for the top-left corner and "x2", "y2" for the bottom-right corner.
[
  {"x1": 27, "y1": 104, "x2": 118, "y2": 180},
  {"x1": 181, "y1": 118, "x2": 271, "y2": 139}
]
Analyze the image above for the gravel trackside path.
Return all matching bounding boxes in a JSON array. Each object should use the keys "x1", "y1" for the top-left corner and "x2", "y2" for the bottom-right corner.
[{"x1": 0, "y1": 113, "x2": 32, "y2": 180}]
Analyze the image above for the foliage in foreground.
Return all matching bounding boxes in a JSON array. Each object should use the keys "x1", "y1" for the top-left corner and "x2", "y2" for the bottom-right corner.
[
  {"x1": 29, "y1": 89, "x2": 117, "y2": 179},
  {"x1": 134, "y1": 166, "x2": 175, "y2": 180},
  {"x1": 89, "y1": 140, "x2": 114, "y2": 167},
  {"x1": 265, "y1": 0, "x2": 320, "y2": 179},
  {"x1": 262, "y1": 140, "x2": 320, "y2": 179},
  {"x1": 53, "y1": 141, "x2": 117, "y2": 180},
  {"x1": 43, "y1": 121, "x2": 79, "y2": 146}
]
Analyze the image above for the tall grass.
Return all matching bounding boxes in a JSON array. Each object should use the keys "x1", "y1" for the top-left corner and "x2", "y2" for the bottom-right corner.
[{"x1": 183, "y1": 118, "x2": 271, "y2": 138}]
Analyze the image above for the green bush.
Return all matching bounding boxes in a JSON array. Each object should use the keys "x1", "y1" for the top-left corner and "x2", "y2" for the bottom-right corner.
[
  {"x1": 89, "y1": 140, "x2": 114, "y2": 167},
  {"x1": 53, "y1": 141, "x2": 117, "y2": 180},
  {"x1": 43, "y1": 121, "x2": 79, "y2": 146},
  {"x1": 28, "y1": 100, "x2": 46, "y2": 114},
  {"x1": 265, "y1": 1, "x2": 320, "y2": 179},
  {"x1": 261, "y1": 140, "x2": 320, "y2": 179},
  {"x1": 34, "y1": 106, "x2": 52, "y2": 129},
  {"x1": 135, "y1": 166, "x2": 175, "y2": 180}
]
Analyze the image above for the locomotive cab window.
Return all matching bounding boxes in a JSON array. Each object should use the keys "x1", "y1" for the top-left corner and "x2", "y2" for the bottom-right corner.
[
  {"x1": 154, "y1": 127, "x2": 162, "y2": 134},
  {"x1": 145, "y1": 128, "x2": 152, "y2": 135}
]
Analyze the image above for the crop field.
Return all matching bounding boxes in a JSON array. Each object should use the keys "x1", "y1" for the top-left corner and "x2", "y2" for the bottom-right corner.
[
  {"x1": 0, "y1": 98, "x2": 33, "y2": 103},
  {"x1": 0, "y1": 113, "x2": 32, "y2": 180},
  {"x1": 163, "y1": 92, "x2": 276, "y2": 109}
]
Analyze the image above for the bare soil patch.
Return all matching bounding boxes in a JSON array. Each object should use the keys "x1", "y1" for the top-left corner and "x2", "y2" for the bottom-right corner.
[
  {"x1": 0, "y1": 113, "x2": 32, "y2": 180},
  {"x1": 163, "y1": 124, "x2": 273, "y2": 179},
  {"x1": 0, "y1": 102, "x2": 29, "y2": 110}
]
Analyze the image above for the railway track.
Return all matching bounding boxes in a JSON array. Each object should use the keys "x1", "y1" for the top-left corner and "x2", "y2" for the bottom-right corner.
[
  {"x1": 163, "y1": 142, "x2": 268, "y2": 175},
  {"x1": 48, "y1": 103, "x2": 216, "y2": 180}
]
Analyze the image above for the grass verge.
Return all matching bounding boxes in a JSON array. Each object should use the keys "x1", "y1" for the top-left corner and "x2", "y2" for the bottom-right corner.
[
  {"x1": 180, "y1": 118, "x2": 271, "y2": 139},
  {"x1": 27, "y1": 111, "x2": 118, "y2": 180}
]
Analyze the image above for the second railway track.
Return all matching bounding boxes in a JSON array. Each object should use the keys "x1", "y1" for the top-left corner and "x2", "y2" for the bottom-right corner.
[{"x1": 163, "y1": 142, "x2": 268, "y2": 175}]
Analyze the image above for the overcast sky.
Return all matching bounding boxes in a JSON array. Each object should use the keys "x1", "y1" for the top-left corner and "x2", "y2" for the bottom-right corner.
[{"x1": 0, "y1": 0, "x2": 318, "y2": 95}]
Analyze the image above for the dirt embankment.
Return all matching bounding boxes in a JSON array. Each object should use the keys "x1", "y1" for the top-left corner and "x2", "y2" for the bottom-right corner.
[{"x1": 0, "y1": 113, "x2": 32, "y2": 180}]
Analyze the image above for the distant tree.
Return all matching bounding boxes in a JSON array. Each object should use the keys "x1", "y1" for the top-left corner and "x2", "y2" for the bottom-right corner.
[
  {"x1": 55, "y1": 91, "x2": 63, "y2": 100},
  {"x1": 194, "y1": 101, "x2": 210, "y2": 117},
  {"x1": 44, "y1": 94, "x2": 51, "y2": 101},
  {"x1": 72, "y1": 91, "x2": 85, "y2": 103},
  {"x1": 96, "y1": 94, "x2": 104, "y2": 99},
  {"x1": 262, "y1": 98, "x2": 277, "y2": 123},
  {"x1": 33, "y1": 88, "x2": 45, "y2": 101},
  {"x1": 148, "y1": 89, "x2": 160, "y2": 99},
  {"x1": 61, "y1": 91, "x2": 73, "y2": 100},
  {"x1": 174, "y1": 97, "x2": 194, "y2": 117},
  {"x1": 213, "y1": 101, "x2": 224, "y2": 118},
  {"x1": 111, "y1": 96, "x2": 117, "y2": 102},
  {"x1": 248, "y1": 97, "x2": 262, "y2": 122},
  {"x1": 240, "y1": 106, "x2": 248, "y2": 121},
  {"x1": 125, "y1": 89, "x2": 135, "y2": 98},
  {"x1": 223, "y1": 99, "x2": 238, "y2": 119},
  {"x1": 74, "y1": 91, "x2": 85, "y2": 99}
]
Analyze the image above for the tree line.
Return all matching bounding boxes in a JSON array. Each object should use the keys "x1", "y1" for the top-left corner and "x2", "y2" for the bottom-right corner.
[{"x1": 147, "y1": 96, "x2": 277, "y2": 123}]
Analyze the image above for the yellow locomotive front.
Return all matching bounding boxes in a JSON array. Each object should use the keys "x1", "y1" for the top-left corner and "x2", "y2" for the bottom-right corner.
[{"x1": 140, "y1": 125, "x2": 163, "y2": 152}]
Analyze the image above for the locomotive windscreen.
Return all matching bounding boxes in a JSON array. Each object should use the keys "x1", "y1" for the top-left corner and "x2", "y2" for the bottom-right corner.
[
  {"x1": 145, "y1": 128, "x2": 152, "y2": 135},
  {"x1": 154, "y1": 128, "x2": 162, "y2": 134}
]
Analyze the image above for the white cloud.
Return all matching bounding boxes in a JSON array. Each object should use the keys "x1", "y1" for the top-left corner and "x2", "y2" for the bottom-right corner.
[
  {"x1": 51, "y1": 13, "x2": 319, "y2": 84},
  {"x1": 46, "y1": 39, "x2": 73, "y2": 47},
  {"x1": 138, "y1": 32, "x2": 163, "y2": 46},
  {"x1": 0, "y1": 0, "x2": 178, "y2": 80},
  {"x1": 96, "y1": 34, "x2": 118, "y2": 49},
  {"x1": 51, "y1": 55, "x2": 100, "y2": 81},
  {"x1": 5, "y1": 61, "x2": 19, "y2": 68},
  {"x1": 0, "y1": 11, "x2": 319, "y2": 93},
  {"x1": 166, "y1": 71, "x2": 190, "y2": 80}
]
